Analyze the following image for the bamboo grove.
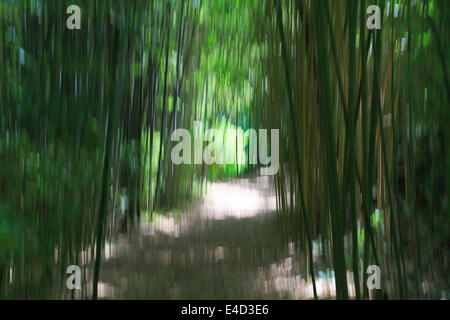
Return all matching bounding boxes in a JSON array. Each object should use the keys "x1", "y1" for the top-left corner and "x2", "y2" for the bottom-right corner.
[
  {"x1": 0, "y1": 0, "x2": 448, "y2": 299},
  {"x1": 260, "y1": 0, "x2": 449, "y2": 299}
]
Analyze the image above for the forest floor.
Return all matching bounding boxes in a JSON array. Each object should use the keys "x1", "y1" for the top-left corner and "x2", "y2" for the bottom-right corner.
[
  {"x1": 92, "y1": 173, "x2": 340, "y2": 299},
  {"x1": 53, "y1": 172, "x2": 446, "y2": 299}
]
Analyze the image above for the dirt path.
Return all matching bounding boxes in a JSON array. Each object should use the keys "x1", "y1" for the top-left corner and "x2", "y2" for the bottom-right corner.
[{"x1": 94, "y1": 174, "x2": 328, "y2": 299}]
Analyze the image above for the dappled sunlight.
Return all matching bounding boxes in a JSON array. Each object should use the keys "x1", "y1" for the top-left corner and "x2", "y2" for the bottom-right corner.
[
  {"x1": 201, "y1": 176, "x2": 277, "y2": 220},
  {"x1": 253, "y1": 242, "x2": 356, "y2": 299},
  {"x1": 95, "y1": 174, "x2": 363, "y2": 300},
  {"x1": 140, "y1": 213, "x2": 188, "y2": 238},
  {"x1": 84, "y1": 281, "x2": 115, "y2": 299}
]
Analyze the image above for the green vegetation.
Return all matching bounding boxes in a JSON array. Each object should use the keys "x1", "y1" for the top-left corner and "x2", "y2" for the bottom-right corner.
[{"x1": 0, "y1": 0, "x2": 448, "y2": 299}]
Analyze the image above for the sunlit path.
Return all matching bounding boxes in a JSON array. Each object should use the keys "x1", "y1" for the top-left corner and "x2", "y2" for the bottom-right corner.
[
  {"x1": 200, "y1": 175, "x2": 277, "y2": 220},
  {"x1": 90, "y1": 173, "x2": 351, "y2": 300}
]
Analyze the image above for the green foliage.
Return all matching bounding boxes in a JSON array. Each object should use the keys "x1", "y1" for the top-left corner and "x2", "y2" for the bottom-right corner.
[{"x1": 0, "y1": 0, "x2": 448, "y2": 299}]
